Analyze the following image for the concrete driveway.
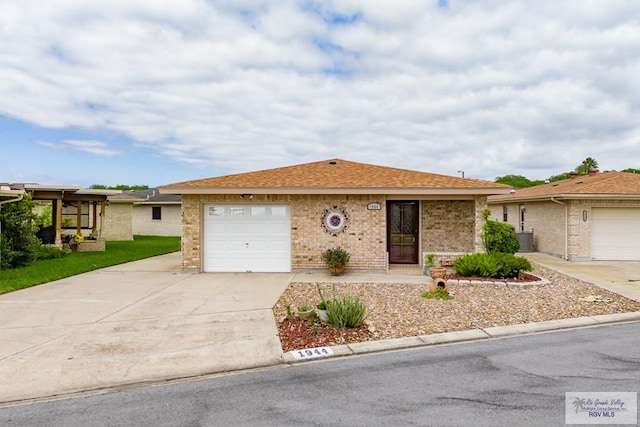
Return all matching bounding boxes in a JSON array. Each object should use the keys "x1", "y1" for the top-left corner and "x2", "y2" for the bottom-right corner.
[
  {"x1": 0, "y1": 253, "x2": 294, "y2": 403},
  {"x1": 523, "y1": 253, "x2": 640, "y2": 302}
]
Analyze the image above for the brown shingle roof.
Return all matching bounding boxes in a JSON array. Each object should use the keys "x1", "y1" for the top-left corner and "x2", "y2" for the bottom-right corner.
[
  {"x1": 489, "y1": 171, "x2": 640, "y2": 202},
  {"x1": 160, "y1": 159, "x2": 510, "y2": 195}
]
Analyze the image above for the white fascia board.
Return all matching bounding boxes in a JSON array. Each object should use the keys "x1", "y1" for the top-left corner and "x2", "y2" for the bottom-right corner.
[{"x1": 24, "y1": 184, "x2": 81, "y2": 192}]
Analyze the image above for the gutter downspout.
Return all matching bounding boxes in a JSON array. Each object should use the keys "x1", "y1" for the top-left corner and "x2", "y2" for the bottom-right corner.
[
  {"x1": 551, "y1": 197, "x2": 568, "y2": 260},
  {"x1": 0, "y1": 193, "x2": 25, "y2": 269}
]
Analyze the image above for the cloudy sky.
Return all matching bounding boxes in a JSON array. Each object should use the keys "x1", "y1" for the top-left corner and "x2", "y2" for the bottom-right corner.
[{"x1": 1, "y1": 0, "x2": 638, "y2": 187}]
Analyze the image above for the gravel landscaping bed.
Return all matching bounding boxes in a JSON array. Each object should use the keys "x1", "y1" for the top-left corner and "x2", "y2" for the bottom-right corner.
[{"x1": 274, "y1": 263, "x2": 640, "y2": 352}]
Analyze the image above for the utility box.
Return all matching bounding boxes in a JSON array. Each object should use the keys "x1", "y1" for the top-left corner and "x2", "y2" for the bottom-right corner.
[{"x1": 517, "y1": 231, "x2": 534, "y2": 252}]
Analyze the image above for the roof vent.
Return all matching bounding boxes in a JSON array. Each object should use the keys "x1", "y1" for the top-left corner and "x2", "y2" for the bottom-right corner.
[
  {"x1": 328, "y1": 160, "x2": 337, "y2": 165},
  {"x1": 569, "y1": 171, "x2": 578, "y2": 179},
  {"x1": 587, "y1": 167, "x2": 598, "y2": 176}
]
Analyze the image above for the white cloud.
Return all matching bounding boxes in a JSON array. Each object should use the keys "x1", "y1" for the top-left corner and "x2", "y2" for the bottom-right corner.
[
  {"x1": 1, "y1": 0, "x2": 639, "y2": 182},
  {"x1": 37, "y1": 140, "x2": 121, "y2": 157}
]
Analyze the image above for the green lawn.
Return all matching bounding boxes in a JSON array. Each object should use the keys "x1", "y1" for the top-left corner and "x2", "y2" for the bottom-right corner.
[{"x1": 0, "y1": 236, "x2": 180, "y2": 294}]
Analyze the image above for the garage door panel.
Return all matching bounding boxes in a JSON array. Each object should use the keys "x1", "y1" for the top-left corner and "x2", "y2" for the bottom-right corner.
[
  {"x1": 591, "y1": 208, "x2": 640, "y2": 261},
  {"x1": 203, "y1": 204, "x2": 291, "y2": 272}
]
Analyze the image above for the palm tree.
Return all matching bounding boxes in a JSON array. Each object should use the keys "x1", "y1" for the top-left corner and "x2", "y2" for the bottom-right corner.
[{"x1": 576, "y1": 157, "x2": 599, "y2": 175}]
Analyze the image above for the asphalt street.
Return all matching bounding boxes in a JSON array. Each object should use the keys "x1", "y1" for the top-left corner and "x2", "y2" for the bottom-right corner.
[{"x1": 1, "y1": 322, "x2": 638, "y2": 427}]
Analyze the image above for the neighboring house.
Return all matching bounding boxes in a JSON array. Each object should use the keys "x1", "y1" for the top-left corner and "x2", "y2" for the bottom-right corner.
[
  {"x1": 102, "y1": 193, "x2": 142, "y2": 241},
  {"x1": 0, "y1": 184, "x2": 128, "y2": 251},
  {"x1": 488, "y1": 170, "x2": 640, "y2": 261},
  {"x1": 125, "y1": 189, "x2": 182, "y2": 237},
  {"x1": 159, "y1": 159, "x2": 511, "y2": 273}
]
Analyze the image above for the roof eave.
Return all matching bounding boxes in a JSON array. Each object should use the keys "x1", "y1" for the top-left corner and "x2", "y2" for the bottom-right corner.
[
  {"x1": 488, "y1": 193, "x2": 640, "y2": 203},
  {"x1": 159, "y1": 186, "x2": 512, "y2": 196}
]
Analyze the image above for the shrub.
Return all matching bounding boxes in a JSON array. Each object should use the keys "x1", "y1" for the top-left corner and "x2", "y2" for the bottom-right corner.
[
  {"x1": 453, "y1": 253, "x2": 500, "y2": 277},
  {"x1": 421, "y1": 288, "x2": 453, "y2": 300},
  {"x1": 325, "y1": 294, "x2": 368, "y2": 328},
  {"x1": 321, "y1": 247, "x2": 350, "y2": 268},
  {"x1": 0, "y1": 195, "x2": 41, "y2": 268},
  {"x1": 482, "y1": 210, "x2": 520, "y2": 254},
  {"x1": 492, "y1": 253, "x2": 533, "y2": 278},
  {"x1": 454, "y1": 253, "x2": 532, "y2": 278},
  {"x1": 35, "y1": 245, "x2": 68, "y2": 261}
]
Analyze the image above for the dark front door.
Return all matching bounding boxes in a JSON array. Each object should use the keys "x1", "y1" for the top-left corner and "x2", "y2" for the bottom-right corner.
[{"x1": 388, "y1": 201, "x2": 419, "y2": 264}]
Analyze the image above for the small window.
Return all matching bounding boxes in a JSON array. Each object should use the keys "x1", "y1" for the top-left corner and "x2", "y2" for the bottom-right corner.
[
  {"x1": 209, "y1": 206, "x2": 224, "y2": 216},
  {"x1": 503, "y1": 206, "x2": 508, "y2": 222},
  {"x1": 152, "y1": 206, "x2": 162, "y2": 220},
  {"x1": 251, "y1": 207, "x2": 266, "y2": 216},
  {"x1": 271, "y1": 206, "x2": 287, "y2": 216}
]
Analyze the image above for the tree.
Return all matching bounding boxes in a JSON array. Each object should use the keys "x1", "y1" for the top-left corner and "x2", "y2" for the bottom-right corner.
[
  {"x1": 89, "y1": 184, "x2": 150, "y2": 191},
  {"x1": 494, "y1": 175, "x2": 544, "y2": 188},
  {"x1": 0, "y1": 195, "x2": 41, "y2": 269},
  {"x1": 34, "y1": 202, "x2": 53, "y2": 228},
  {"x1": 495, "y1": 157, "x2": 635, "y2": 187},
  {"x1": 548, "y1": 172, "x2": 571, "y2": 182},
  {"x1": 575, "y1": 157, "x2": 599, "y2": 175}
]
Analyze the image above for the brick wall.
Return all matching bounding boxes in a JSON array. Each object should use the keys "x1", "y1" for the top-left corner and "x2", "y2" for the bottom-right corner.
[
  {"x1": 291, "y1": 195, "x2": 387, "y2": 270},
  {"x1": 421, "y1": 199, "x2": 478, "y2": 253},
  {"x1": 181, "y1": 194, "x2": 485, "y2": 272},
  {"x1": 103, "y1": 202, "x2": 134, "y2": 241},
  {"x1": 490, "y1": 201, "x2": 566, "y2": 257}
]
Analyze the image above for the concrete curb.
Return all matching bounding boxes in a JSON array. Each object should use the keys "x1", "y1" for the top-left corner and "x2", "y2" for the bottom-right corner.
[{"x1": 282, "y1": 311, "x2": 640, "y2": 364}]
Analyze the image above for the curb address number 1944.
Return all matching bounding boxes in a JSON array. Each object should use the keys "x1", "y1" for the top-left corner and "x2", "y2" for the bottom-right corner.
[{"x1": 290, "y1": 346, "x2": 334, "y2": 360}]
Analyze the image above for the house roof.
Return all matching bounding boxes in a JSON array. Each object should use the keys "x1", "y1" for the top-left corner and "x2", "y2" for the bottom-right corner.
[
  {"x1": 126, "y1": 188, "x2": 181, "y2": 204},
  {"x1": 159, "y1": 159, "x2": 511, "y2": 196},
  {"x1": 1, "y1": 183, "x2": 123, "y2": 202},
  {"x1": 489, "y1": 171, "x2": 640, "y2": 203}
]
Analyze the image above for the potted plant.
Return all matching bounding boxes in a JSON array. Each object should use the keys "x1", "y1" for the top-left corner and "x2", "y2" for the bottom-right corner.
[
  {"x1": 70, "y1": 232, "x2": 84, "y2": 252},
  {"x1": 321, "y1": 247, "x2": 350, "y2": 275},
  {"x1": 429, "y1": 265, "x2": 448, "y2": 280},
  {"x1": 315, "y1": 284, "x2": 329, "y2": 322},
  {"x1": 297, "y1": 303, "x2": 314, "y2": 321},
  {"x1": 424, "y1": 253, "x2": 436, "y2": 276},
  {"x1": 316, "y1": 300, "x2": 329, "y2": 322}
]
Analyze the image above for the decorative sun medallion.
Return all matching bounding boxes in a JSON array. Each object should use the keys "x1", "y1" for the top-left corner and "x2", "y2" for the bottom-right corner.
[{"x1": 322, "y1": 206, "x2": 349, "y2": 235}]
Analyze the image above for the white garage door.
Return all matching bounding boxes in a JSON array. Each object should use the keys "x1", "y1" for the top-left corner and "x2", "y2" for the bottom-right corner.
[
  {"x1": 203, "y1": 204, "x2": 291, "y2": 272},
  {"x1": 591, "y1": 208, "x2": 640, "y2": 260}
]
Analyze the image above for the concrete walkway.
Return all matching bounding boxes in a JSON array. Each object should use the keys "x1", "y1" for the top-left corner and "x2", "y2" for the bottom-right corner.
[{"x1": 0, "y1": 252, "x2": 639, "y2": 404}]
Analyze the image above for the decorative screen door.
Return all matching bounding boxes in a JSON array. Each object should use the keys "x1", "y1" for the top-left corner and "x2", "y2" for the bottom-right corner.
[{"x1": 387, "y1": 201, "x2": 419, "y2": 264}]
